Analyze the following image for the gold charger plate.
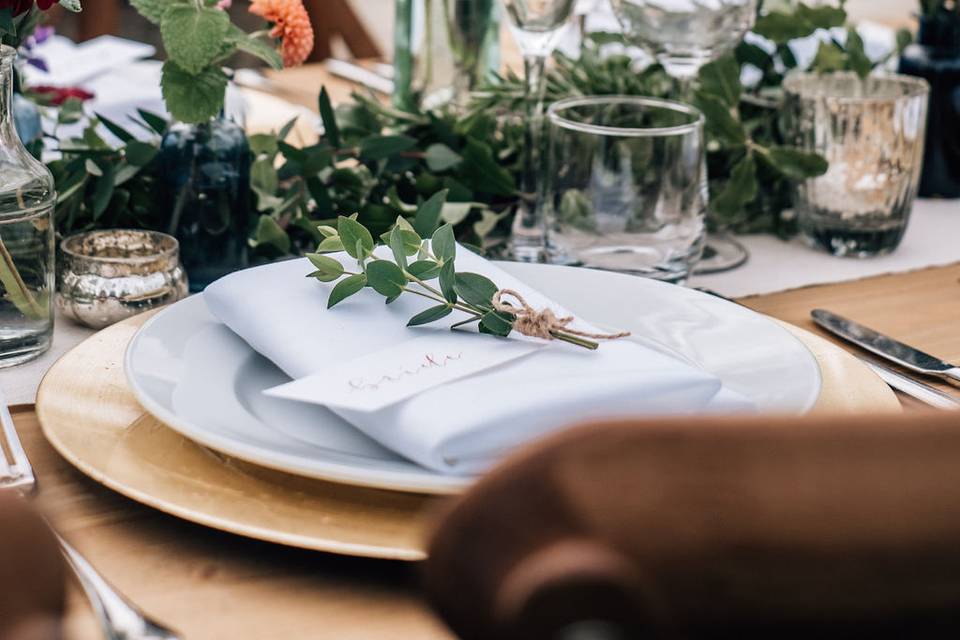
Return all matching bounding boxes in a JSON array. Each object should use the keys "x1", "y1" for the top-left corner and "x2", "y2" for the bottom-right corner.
[{"x1": 36, "y1": 310, "x2": 899, "y2": 561}]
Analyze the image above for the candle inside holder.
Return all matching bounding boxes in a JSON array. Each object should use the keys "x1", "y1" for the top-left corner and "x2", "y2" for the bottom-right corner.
[{"x1": 57, "y1": 230, "x2": 188, "y2": 329}]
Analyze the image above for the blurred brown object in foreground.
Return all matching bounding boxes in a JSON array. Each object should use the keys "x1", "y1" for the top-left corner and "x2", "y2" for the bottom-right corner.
[
  {"x1": 426, "y1": 412, "x2": 960, "y2": 639},
  {"x1": 0, "y1": 492, "x2": 65, "y2": 640}
]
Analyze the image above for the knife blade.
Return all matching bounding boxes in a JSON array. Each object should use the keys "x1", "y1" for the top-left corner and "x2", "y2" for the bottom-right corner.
[
  {"x1": 812, "y1": 309, "x2": 960, "y2": 385},
  {"x1": 862, "y1": 360, "x2": 960, "y2": 410}
]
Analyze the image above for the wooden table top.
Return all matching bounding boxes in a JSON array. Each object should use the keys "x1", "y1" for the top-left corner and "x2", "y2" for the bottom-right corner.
[{"x1": 15, "y1": 262, "x2": 957, "y2": 638}]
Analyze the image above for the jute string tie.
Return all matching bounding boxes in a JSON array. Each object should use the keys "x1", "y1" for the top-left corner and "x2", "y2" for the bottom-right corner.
[{"x1": 491, "y1": 289, "x2": 631, "y2": 341}]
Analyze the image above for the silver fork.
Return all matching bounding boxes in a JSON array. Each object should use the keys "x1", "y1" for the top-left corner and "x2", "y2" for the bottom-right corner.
[{"x1": 0, "y1": 389, "x2": 180, "y2": 640}]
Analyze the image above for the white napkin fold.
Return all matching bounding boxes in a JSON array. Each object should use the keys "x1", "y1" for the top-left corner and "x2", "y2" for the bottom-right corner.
[{"x1": 204, "y1": 249, "x2": 750, "y2": 474}]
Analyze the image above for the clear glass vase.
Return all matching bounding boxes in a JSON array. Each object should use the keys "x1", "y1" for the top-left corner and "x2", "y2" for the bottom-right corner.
[
  {"x1": 394, "y1": 0, "x2": 501, "y2": 111},
  {"x1": 0, "y1": 45, "x2": 54, "y2": 367}
]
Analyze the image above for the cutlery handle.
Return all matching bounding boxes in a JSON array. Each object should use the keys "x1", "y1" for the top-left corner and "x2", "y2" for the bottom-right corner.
[
  {"x1": 58, "y1": 535, "x2": 180, "y2": 640},
  {"x1": 943, "y1": 368, "x2": 960, "y2": 386}
]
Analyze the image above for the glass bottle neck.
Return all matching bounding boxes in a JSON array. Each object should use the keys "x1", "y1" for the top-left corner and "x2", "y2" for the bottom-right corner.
[{"x1": 0, "y1": 47, "x2": 21, "y2": 143}]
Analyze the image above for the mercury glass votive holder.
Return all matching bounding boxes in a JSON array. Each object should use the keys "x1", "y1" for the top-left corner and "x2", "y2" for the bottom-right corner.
[
  {"x1": 782, "y1": 72, "x2": 930, "y2": 257},
  {"x1": 57, "y1": 230, "x2": 188, "y2": 329}
]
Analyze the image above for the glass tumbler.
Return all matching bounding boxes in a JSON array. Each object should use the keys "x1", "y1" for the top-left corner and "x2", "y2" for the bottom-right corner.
[
  {"x1": 543, "y1": 96, "x2": 707, "y2": 283},
  {"x1": 782, "y1": 72, "x2": 930, "y2": 257}
]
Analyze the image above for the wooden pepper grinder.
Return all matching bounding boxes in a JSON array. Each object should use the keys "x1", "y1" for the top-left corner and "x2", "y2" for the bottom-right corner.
[{"x1": 425, "y1": 413, "x2": 960, "y2": 639}]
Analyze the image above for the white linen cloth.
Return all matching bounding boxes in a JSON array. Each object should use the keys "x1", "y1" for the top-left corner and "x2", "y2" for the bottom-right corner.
[{"x1": 204, "y1": 248, "x2": 751, "y2": 474}]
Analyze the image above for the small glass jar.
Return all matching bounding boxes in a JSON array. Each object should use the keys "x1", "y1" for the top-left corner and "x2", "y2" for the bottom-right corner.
[
  {"x1": 57, "y1": 230, "x2": 188, "y2": 330},
  {"x1": 783, "y1": 72, "x2": 930, "y2": 257},
  {"x1": 0, "y1": 45, "x2": 55, "y2": 367}
]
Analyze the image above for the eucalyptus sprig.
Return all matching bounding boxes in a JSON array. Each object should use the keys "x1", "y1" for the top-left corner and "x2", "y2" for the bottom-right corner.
[{"x1": 305, "y1": 204, "x2": 601, "y2": 350}]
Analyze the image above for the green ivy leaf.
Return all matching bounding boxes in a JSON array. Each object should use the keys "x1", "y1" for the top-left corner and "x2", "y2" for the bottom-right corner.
[
  {"x1": 810, "y1": 41, "x2": 847, "y2": 74},
  {"x1": 845, "y1": 28, "x2": 872, "y2": 79},
  {"x1": 306, "y1": 253, "x2": 344, "y2": 281},
  {"x1": 407, "y1": 305, "x2": 453, "y2": 327},
  {"x1": 338, "y1": 215, "x2": 374, "y2": 259},
  {"x1": 413, "y1": 189, "x2": 448, "y2": 236},
  {"x1": 710, "y1": 154, "x2": 758, "y2": 220},
  {"x1": 753, "y1": 11, "x2": 815, "y2": 44},
  {"x1": 359, "y1": 135, "x2": 417, "y2": 161},
  {"x1": 161, "y1": 5, "x2": 230, "y2": 75},
  {"x1": 327, "y1": 274, "x2": 367, "y2": 308},
  {"x1": 454, "y1": 272, "x2": 498, "y2": 309},
  {"x1": 699, "y1": 54, "x2": 741, "y2": 108},
  {"x1": 763, "y1": 146, "x2": 829, "y2": 180},
  {"x1": 366, "y1": 260, "x2": 407, "y2": 297},
  {"x1": 425, "y1": 143, "x2": 463, "y2": 171},
  {"x1": 431, "y1": 223, "x2": 456, "y2": 263},
  {"x1": 696, "y1": 93, "x2": 746, "y2": 145},
  {"x1": 439, "y1": 260, "x2": 457, "y2": 304},
  {"x1": 796, "y1": 3, "x2": 846, "y2": 30},
  {"x1": 160, "y1": 62, "x2": 228, "y2": 124}
]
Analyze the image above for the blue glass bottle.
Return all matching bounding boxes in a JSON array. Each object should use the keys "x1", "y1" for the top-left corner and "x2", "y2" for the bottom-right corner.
[{"x1": 156, "y1": 114, "x2": 251, "y2": 291}]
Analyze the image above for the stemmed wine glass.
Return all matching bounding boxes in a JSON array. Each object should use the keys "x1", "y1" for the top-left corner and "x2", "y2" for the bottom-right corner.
[
  {"x1": 501, "y1": 0, "x2": 578, "y2": 261},
  {"x1": 611, "y1": 0, "x2": 757, "y2": 273}
]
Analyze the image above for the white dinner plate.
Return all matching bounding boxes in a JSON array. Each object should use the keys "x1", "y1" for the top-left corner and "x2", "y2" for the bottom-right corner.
[{"x1": 125, "y1": 263, "x2": 821, "y2": 494}]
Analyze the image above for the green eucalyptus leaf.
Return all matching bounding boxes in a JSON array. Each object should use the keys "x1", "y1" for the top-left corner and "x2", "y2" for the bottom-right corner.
[
  {"x1": 425, "y1": 143, "x2": 463, "y2": 171},
  {"x1": 251, "y1": 215, "x2": 291, "y2": 253},
  {"x1": 161, "y1": 5, "x2": 230, "y2": 75},
  {"x1": 226, "y1": 25, "x2": 283, "y2": 70},
  {"x1": 328, "y1": 274, "x2": 367, "y2": 308},
  {"x1": 439, "y1": 260, "x2": 457, "y2": 304},
  {"x1": 454, "y1": 272, "x2": 498, "y2": 309},
  {"x1": 316, "y1": 236, "x2": 345, "y2": 253},
  {"x1": 407, "y1": 260, "x2": 441, "y2": 280},
  {"x1": 389, "y1": 225, "x2": 408, "y2": 268},
  {"x1": 317, "y1": 225, "x2": 338, "y2": 238},
  {"x1": 753, "y1": 11, "x2": 815, "y2": 44},
  {"x1": 413, "y1": 189, "x2": 448, "y2": 236},
  {"x1": 95, "y1": 113, "x2": 135, "y2": 143},
  {"x1": 125, "y1": 141, "x2": 158, "y2": 167},
  {"x1": 810, "y1": 41, "x2": 847, "y2": 74},
  {"x1": 92, "y1": 165, "x2": 115, "y2": 219},
  {"x1": 338, "y1": 215, "x2": 374, "y2": 259},
  {"x1": 306, "y1": 253, "x2": 345, "y2": 280},
  {"x1": 407, "y1": 305, "x2": 453, "y2": 327},
  {"x1": 480, "y1": 310, "x2": 513, "y2": 337},
  {"x1": 431, "y1": 224, "x2": 456, "y2": 263},
  {"x1": 366, "y1": 260, "x2": 407, "y2": 297}
]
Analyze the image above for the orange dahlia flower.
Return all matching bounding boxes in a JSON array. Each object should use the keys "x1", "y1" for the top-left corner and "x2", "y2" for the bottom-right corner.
[{"x1": 249, "y1": 0, "x2": 315, "y2": 68}]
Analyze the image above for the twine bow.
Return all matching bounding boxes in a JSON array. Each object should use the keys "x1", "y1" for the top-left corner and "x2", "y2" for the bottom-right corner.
[{"x1": 491, "y1": 289, "x2": 631, "y2": 342}]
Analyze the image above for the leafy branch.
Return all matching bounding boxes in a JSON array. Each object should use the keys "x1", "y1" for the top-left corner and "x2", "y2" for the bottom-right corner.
[{"x1": 306, "y1": 201, "x2": 604, "y2": 350}]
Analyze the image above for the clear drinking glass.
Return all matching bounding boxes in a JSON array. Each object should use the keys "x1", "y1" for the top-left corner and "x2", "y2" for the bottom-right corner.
[
  {"x1": 0, "y1": 45, "x2": 54, "y2": 367},
  {"x1": 544, "y1": 96, "x2": 707, "y2": 282},
  {"x1": 502, "y1": 0, "x2": 578, "y2": 261},
  {"x1": 610, "y1": 0, "x2": 756, "y2": 274},
  {"x1": 782, "y1": 72, "x2": 930, "y2": 257}
]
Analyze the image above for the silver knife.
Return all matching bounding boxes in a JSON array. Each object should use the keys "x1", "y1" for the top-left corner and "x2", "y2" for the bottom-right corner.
[
  {"x1": 862, "y1": 360, "x2": 960, "y2": 410},
  {"x1": 812, "y1": 309, "x2": 960, "y2": 384}
]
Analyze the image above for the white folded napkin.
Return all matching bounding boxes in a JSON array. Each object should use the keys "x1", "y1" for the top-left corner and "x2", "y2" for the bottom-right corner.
[{"x1": 204, "y1": 249, "x2": 751, "y2": 474}]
